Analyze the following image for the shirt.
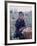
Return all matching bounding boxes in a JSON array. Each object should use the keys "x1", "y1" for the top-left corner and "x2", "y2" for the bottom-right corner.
[{"x1": 15, "y1": 19, "x2": 26, "y2": 31}]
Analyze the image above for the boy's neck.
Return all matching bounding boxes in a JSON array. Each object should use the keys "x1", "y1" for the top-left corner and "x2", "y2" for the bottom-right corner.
[{"x1": 18, "y1": 18, "x2": 24, "y2": 21}]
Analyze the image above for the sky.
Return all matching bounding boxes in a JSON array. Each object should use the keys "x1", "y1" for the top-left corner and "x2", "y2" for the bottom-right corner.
[
  {"x1": 10, "y1": 6, "x2": 32, "y2": 12},
  {"x1": 9, "y1": 3, "x2": 32, "y2": 12}
]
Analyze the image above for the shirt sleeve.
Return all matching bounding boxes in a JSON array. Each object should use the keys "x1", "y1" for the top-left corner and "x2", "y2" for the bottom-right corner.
[
  {"x1": 23, "y1": 20, "x2": 26, "y2": 27},
  {"x1": 15, "y1": 20, "x2": 20, "y2": 29}
]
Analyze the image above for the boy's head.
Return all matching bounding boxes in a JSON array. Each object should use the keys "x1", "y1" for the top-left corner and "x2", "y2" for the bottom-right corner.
[{"x1": 18, "y1": 12, "x2": 24, "y2": 20}]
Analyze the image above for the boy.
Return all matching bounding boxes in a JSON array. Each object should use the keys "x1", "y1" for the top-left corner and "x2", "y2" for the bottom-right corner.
[{"x1": 14, "y1": 12, "x2": 26, "y2": 39}]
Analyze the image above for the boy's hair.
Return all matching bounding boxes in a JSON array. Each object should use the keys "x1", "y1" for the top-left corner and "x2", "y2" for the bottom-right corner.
[{"x1": 19, "y1": 11, "x2": 24, "y2": 16}]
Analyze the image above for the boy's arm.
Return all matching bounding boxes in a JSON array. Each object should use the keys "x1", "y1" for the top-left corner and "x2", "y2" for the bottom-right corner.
[
  {"x1": 19, "y1": 21, "x2": 26, "y2": 31},
  {"x1": 15, "y1": 20, "x2": 19, "y2": 29},
  {"x1": 23, "y1": 20, "x2": 26, "y2": 27}
]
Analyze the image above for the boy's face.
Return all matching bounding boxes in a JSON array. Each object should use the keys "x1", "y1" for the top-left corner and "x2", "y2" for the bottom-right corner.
[{"x1": 19, "y1": 13, "x2": 24, "y2": 20}]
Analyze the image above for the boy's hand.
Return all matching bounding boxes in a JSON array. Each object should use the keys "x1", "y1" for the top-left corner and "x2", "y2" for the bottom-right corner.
[
  {"x1": 19, "y1": 27, "x2": 24, "y2": 31},
  {"x1": 19, "y1": 28, "x2": 22, "y2": 31}
]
